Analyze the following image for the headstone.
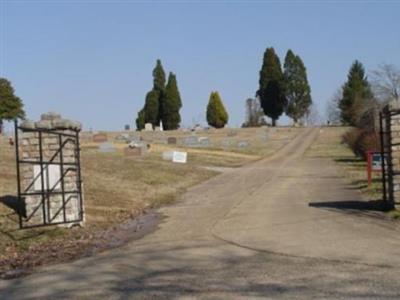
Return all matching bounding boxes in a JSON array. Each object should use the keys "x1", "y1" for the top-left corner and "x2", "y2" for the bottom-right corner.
[
  {"x1": 127, "y1": 135, "x2": 141, "y2": 143},
  {"x1": 172, "y1": 151, "x2": 187, "y2": 163},
  {"x1": 128, "y1": 140, "x2": 146, "y2": 149},
  {"x1": 159, "y1": 121, "x2": 164, "y2": 131},
  {"x1": 80, "y1": 132, "x2": 93, "y2": 143},
  {"x1": 167, "y1": 137, "x2": 177, "y2": 145},
  {"x1": 124, "y1": 146, "x2": 147, "y2": 157},
  {"x1": 124, "y1": 124, "x2": 130, "y2": 131},
  {"x1": 144, "y1": 123, "x2": 153, "y2": 131},
  {"x1": 184, "y1": 135, "x2": 199, "y2": 147},
  {"x1": 237, "y1": 141, "x2": 249, "y2": 148},
  {"x1": 99, "y1": 142, "x2": 116, "y2": 153},
  {"x1": 199, "y1": 137, "x2": 211, "y2": 147},
  {"x1": 93, "y1": 133, "x2": 108, "y2": 143},
  {"x1": 221, "y1": 139, "x2": 232, "y2": 148},
  {"x1": 162, "y1": 151, "x2": 174, "y2": 161},
  {"x1": 115, "y1": 134, "x2": 129, "y2": 142}
]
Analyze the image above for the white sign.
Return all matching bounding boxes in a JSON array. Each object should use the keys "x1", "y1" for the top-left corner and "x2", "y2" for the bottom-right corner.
[
  {"x1": 33, "y1": 165, "x2": 61, "y2": 191},
  {"x1": 172, "y1": 151, "x2": 187, "y2": 164}
]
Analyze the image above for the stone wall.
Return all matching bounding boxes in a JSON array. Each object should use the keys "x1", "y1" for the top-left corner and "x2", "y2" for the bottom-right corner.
[
  {"x1": 18, "y1": 112, "x2": 84, "y2": 226},
  {"x1": 383, "y1": 102, "x2": 400, "y2": 209}
]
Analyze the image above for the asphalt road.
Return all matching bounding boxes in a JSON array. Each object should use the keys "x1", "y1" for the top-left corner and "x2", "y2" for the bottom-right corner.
[{"x1": 2, "y1": 128, "x2": 400, "y2": 299}]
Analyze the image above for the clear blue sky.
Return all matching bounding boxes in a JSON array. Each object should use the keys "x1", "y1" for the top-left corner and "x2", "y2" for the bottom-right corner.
[{"x1": 1, "y1": 1, "x2": 399, "y2": 131}]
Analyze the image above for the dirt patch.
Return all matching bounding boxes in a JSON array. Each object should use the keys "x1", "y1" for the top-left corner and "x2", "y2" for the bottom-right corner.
[{"x1": 0, "y1": 210, "x2": 161, "y2": 280}]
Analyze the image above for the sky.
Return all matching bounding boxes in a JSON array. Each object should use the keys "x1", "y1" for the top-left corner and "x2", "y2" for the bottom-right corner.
[{"x1": 1, "y1": 0, "x2": 399, "y2": 131}]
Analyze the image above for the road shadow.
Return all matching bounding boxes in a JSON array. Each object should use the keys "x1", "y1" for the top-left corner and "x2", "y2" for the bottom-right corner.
[
  {"x1": 0, "y1": 195, "x2": 26, "y2": 218},
  {"x1": 1, "y1": 240, "x2": 400, "y2": 299},
  {"x1": 309, "y1": 200, "x2": 392, "y2": 212},
  {"x1": 334, "y1": 157, "x2": 363, "y2": 164}
]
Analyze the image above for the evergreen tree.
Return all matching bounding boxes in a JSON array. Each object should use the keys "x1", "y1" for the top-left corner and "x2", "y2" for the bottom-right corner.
[
  {"x1": 153, "y1": 59, "x2": 166, "y2": 124},
  {"x1": 162, "y1": 72, "x2": 182, "y2": 130},
  {"x1": 135, "y1": 108, "x2": 145, "y2": 130},
  {"x1": 206, "y1": 91, "x2": 228, "y2": 128},
  {"x1": 283, "y1": 50, "x2": 312, "y2": 125},
  {"x1": 339, "y1": 60, "x2": 373, "y2": 126},
  {"x1": 0, "y1": 78, "x2": 25, "y2": 133},
  {"x1": 143, "y1": 90, "x2": 161, "y2": 125},
  {"x1": 153, "y1": 59, "x2": 166, "y2": 92},
  {"x1": 256, "y1": 47, "x2": 286, "y2": 126},
  {"x1": 139, "y1": 59, "x2": 166, "y2": 127}
]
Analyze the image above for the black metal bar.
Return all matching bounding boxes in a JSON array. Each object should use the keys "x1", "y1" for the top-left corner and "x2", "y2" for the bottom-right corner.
[
  {"x1": 75, "y1": 130, "x2": 84, "y2": 220},
  {"x1": 14, "y1": 125, "x2": 83, "y2": 228},
  {"x1": 379, "y1": 112, "x2": 387, "y2": 202},
  {"x1": 14, "y1": 120, "x2": 23, "y2": 229},
  {"x1": 20, "y1": 190, "x2": 80, "y2": 197},
  {"x1": 49, "y1": 194, "x2": 79, "y2": 223},
  {"x1": 59, "y1": 134, "x2": 67, "y2": 223},
  {"x1": 23, "y1": 199, "x2": 46, "y2": 223},
  {"x1": 20, "y1": 218, "x2": 82, "y2": 230},
  {"x1": 45, "y1": 153, "x2": 51, "y2": 223},
  {"x1": 386, "y1": 112, "x2": 394, "y2": 205},
  {"x1": 18, "y1": 160, "x2": 77, "y2": 166},
  {"x1": 38, "y1": 131, "x2": 47, "y2": 225}
]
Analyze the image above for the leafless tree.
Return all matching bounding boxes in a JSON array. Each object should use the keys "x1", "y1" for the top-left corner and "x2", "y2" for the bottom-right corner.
[
  {"x1": 370, "y1": 63, "x2": 400, "y2": 104},
  {"x1": 243, "y1": 98, "x2": 266, "y2": 127},
  {"x1": 326, "y1": 88, "x2": 342, "y2": 125},
  {"x1": 303, "y1": 103, "x2": 321, "y2": 126}
]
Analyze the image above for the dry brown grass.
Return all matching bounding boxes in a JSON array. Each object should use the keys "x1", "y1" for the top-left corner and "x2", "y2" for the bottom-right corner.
[{"x1": 306, "y1": 126, "x2": 382, "y2": 201}]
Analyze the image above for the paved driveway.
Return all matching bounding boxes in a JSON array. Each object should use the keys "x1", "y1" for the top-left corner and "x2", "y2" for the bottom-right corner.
[{"x1": 2, "y1": 128, "x2": 400, "y2": 299}]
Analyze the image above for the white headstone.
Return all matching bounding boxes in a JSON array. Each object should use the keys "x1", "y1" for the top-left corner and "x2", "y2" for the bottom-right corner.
[
  {"x1": 144, "y1": 123, "x2": 153, "y2": 131},
  {"x1": 172, "y1": 151, "x2": 187, "y2": 163},
  {"x1": 160, "y1": 121, "x2": 164, "y2": 131}
]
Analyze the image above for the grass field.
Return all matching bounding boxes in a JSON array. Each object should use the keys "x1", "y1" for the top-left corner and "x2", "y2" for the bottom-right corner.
[
  {"x1": 0, "y1": 126, "x2": 302, "y2": 275},
  {"x1": 306, "y1": 126, "x2": 383, "y2": 202}
]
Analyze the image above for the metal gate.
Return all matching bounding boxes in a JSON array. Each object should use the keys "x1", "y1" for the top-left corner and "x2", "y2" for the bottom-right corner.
[
  {"x1": 14, "y1": 120, "x2": 84, "y2": 229},
  {"x1": 379, "y1": 109, "x2": 397, "y2": 207}
]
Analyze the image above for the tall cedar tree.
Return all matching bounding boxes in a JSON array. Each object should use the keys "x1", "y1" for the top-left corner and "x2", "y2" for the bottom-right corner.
[
  {"x1": 135, "y1": 108, "x2": 145, "y2": 130},
  {"x1": 206, "y1": 91, "x2": 228, "y2": 128},
  {"x1": 283, "y1": 50, "x2": 312, "y2": 124},
  {"x1": 257, "y1": 47, "x2": 286, "y2": 126},
  {"x1": 143, "y1": 90, "x2": 161, "y2": 126},
  {"x1": 0, "y1": 78, "x2": 25, "y2": 133},
  {"x1": 161, "y1": 72, "x2": 182, "y2": 130},
  {"x1": 339, "y1": 60, "x2": 373, "y2": 126},
  {"x1": 136, "y1": 59, "x2": 166, "y2": 129}
]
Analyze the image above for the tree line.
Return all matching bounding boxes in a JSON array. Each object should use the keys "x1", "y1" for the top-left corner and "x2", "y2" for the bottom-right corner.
[
  {"x1": 2, "y1": 53, "x2": 397, "y2": 133},
  {"x1": 327, "y1": 61, "x2": 400, "y2": 127},
  {"x1": 245, "y1": 47, "x2": 312, "y2": 127},
  {"x1": 138, "y1": 49, "x2": 312, "y2": 131},
  {"x1": 326, "y1": 60, "x2": 400, "y2": 159}
]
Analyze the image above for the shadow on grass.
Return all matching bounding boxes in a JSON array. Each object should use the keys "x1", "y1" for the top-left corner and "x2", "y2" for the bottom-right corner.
[
  {"x1": 334, "y1": 157, "x2": 363, "y2": 164},
  {"x1": 309, "y1": 200, "x2": 392, "y2": 212},
  {"x1": 0, "y1": 195, "x2": 26, "y2": 218}
]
